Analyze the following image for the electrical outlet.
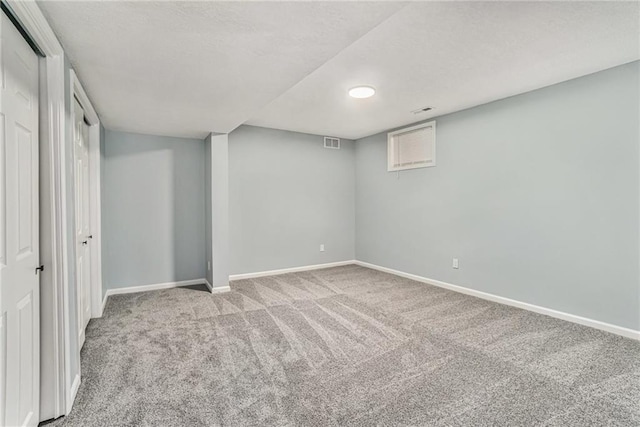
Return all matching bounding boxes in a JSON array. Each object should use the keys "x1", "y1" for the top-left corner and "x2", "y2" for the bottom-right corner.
[
  {"x1": 320, "y1": 244, "x2": 325, "y2": 252},
  {"x1": 207, "y1": 261, "x2": 211, "y2": 271},
  {"x1": 452, "y1": 258, "x2": 459, "y2": 269}
]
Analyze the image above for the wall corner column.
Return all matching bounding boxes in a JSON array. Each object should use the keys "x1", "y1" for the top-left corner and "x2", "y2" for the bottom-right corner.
[{"x1": 205, "y1": 133, "x2": 229, "y2": 290}]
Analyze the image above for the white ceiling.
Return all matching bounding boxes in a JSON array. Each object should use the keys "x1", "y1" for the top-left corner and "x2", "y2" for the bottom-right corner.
[
  {"x1": 39, "y1": 1, "x2": 639, "y2": 140},
  {"x1": 38, "y1": 1, "x2": 405, "y2": 138}
]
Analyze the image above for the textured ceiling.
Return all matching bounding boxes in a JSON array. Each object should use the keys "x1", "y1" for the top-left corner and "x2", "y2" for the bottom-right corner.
[
  {"x1": 38, "y1": 1, "x2": 405, "y2": 138},
  {"x1": 39, "y1": 1, "x2": 639, "y2": 140},
  {"x1": 248, "y1": 1, "x2": 640, "y2": 139}
]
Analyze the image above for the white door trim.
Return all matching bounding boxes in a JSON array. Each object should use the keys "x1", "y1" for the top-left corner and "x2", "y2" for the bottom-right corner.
[
  {"x1": 5, "y1": 0, "x2": 75, "y2": 418},
  {"x1": 70, "y1": 69, "x2": 98, "y2": 124},
  {"x1": 70, "y1": 70, "x2": 103, "y2": 319},
  {"x1": 88, "y1": 123, "x2": 102, "y2": 317}
]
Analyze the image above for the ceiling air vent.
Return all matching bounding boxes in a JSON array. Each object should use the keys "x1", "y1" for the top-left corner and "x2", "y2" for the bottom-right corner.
[
  {"x1": 412, "y1": 106, "x2": 433, "y2": 115},
  {"x1": 324, "y1": 136, "x2": 340, "y2": 149}
]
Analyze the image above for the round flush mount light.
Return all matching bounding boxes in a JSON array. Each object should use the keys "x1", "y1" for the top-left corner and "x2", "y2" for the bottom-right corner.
[{"x1": 348, "y1": 86, "x2": 376, "y2": 99}]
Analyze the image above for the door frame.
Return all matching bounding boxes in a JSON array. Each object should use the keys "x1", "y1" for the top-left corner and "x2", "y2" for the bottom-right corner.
[
  {"x1": 70, "y1": 70, "x2": 102, "y2": 324},
  {"x1": 4, "y1": 0, "x2": 98, "y2": 418}
]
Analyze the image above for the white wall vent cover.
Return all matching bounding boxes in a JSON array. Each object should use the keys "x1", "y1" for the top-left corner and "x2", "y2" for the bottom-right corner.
[
  {"x1": 324, "y1": 136, "x2": 340, "y2": 149},
  {"x1": 388, "y1": 121, "x2": 436, "y2": 171}
]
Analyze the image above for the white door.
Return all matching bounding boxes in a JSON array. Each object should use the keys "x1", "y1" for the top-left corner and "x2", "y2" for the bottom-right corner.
[
  {"x1": 0, "y1": 11, "x2": 40, "y2": 427},
  {"x1": 73, "y1": 99, "x2": 91, "y2": 347}
]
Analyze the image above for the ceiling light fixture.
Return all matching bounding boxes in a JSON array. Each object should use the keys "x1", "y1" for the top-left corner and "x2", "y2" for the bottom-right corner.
[{"x1": 348, "y1": 86, "x2": 376, "y2": 99}]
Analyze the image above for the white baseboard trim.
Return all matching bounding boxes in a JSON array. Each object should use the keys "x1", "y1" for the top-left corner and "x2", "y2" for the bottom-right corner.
[
  {"x1": 355, "y1": 260, "x2": 640, "y2": 341},
  {"x1": 102, "y1": 278, "x2": 230, "y2": 309},
  {"x1": 229, "y1": 260, "x2": 356, "y2": 281},
  {"x1": 104, "y1": 278, "x2": 208, "y2": 298},
  {"x1": 66, "y1": 373, "x2": 81, "y2": 415},
  {"x1": 203, "y1": 279, "x2": 231, "y2": 294}
]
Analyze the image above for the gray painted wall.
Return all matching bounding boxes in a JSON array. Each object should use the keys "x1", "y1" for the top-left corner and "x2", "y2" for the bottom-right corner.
[
  {"x1": 102, "y1": 130, "x2": 206, "y2": 289},
  {"x1": 355, "y1": 61, "x2": 639, "y2": 330},
  {"x1": 229, "y1": 125, "x2": 356, "y2": 274}
]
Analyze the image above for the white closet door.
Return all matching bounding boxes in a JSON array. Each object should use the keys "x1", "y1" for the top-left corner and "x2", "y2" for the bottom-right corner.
[
  {"x1": 0, "y1": 11, "x2": 41, "y2": 427},
  {"x1": 73, "y1": 99, "x2": 91, "y2": 348}
]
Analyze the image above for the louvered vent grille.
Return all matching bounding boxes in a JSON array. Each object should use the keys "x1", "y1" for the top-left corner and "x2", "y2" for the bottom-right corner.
[{"x1": 324, "y1": 137, "x2": 340, "y2": 149}]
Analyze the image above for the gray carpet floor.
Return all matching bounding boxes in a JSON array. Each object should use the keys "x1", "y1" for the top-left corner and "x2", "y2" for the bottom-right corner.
[{"x1": 50, "y1": 265, "x2": 640, "y2": 426}]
